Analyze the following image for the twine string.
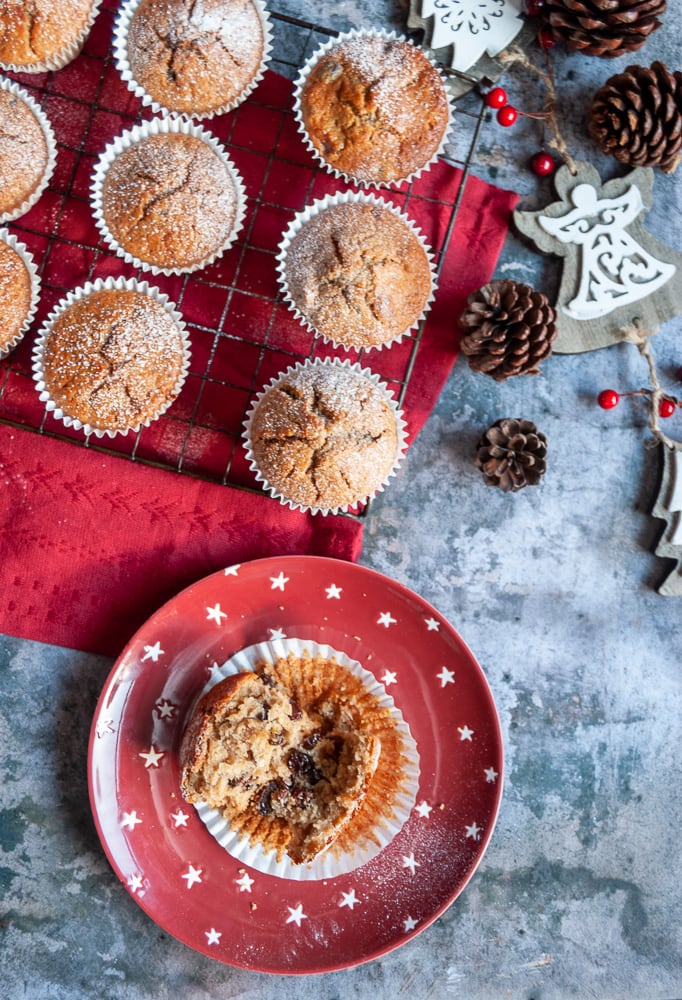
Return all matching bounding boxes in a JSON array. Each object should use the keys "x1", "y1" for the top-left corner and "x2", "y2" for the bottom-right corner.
[
  {"x1": 622, "y1": 321, "x2": 681, "y2": 451},
  {"x1": 499, "y1": 45, "x2": 578, "y2": 176}
]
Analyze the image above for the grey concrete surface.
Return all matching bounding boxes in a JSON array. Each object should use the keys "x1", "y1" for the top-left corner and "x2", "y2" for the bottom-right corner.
[{"x1": 2, "y1": 0, "x2": 682, "y2": 998}]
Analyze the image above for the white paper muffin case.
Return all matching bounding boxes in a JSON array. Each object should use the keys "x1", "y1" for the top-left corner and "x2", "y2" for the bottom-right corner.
[
  {"x1": 31, "y1": 275, "x2": 191, "y2": 439},
  {"x1": 276, "y1": 190, "x2": 438, "y2": 352},
  {"x1": 90, "y1": 116, "x2": 247, "y2": 276},
  {"x1": 187, "y1": 637, "x2": 421, "y2": 881},
  {"x1": 0, "y1": 229, "x2": 41, "y2": 359},
  {"x1": 242, "y1": 356, "x2": 409, "y2": 516},
  {"x1": 113, "y1": 0, "x2": 273, "y2": 120},
  {"x1": 292, "y1": 28, "x2": 454, "y2": 190},
  {"x1": 0, "y1": 1, "x2": 102, "y2": 73},
  {"x1": 0, "y1": 78, "x2": 57, "y2": 224}
]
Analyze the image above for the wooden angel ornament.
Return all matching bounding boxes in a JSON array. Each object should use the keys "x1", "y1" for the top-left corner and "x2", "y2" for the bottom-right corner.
[{"x1": 514, "y1": 161, "x2": 682, "y2": 353}]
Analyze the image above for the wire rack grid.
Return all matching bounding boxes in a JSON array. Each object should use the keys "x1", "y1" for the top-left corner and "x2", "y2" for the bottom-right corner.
[{"x1": 0, "y1": 1, "x2": 488, "y2": 506}]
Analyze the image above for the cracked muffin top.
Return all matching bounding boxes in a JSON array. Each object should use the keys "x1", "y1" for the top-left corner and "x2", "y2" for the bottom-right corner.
[
  {"x1": 37, "y1": 287, "x2": 188, "y2": 433},
  {"x1": 123, "y1": 0, "x2": 268, "y2": 116},
  {"x1": 280, "y1": 199, "x2": 433, "y2": 350},
  {"x1": 297, "y1": 33, "x2": 450, "y2": 185},
  {"x1": 246, "y1": 359, "x2": 401, "y2": 512},
  {"x1": 0, "y1": 86, "x2": 50, "y2": 218},
  {"x1": 0, "y1": 238, "x2": 33, "y2": 355},
  {"x1": 0, "y1": 0, "x2": 98, "y2": 70},
  {"x1": 99, "y1": 129, "x2": 242, "y2": 273}
]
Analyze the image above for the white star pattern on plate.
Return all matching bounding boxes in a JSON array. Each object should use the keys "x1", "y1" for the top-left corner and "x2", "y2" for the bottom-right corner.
[
  {"x1": 377, "y1": 611, "x2": 396, "y2": 628},
  {"x1": 458, "y1": 725, "x2": 474, "y2": 741},
  {"x1": 425, "y1": 617, "x2": 440, "y2": 631},
  {"x1": 403, "y1": 915, "x2": 418, "y2": 932},
  {"x1": 465, "y1": 822, "x2": 481, "y2": 841},
  {"x1": 138, "y1": 745, "x2": 164, "y2": 768},
  {"x1": 96, "y1": 717, "x2": 115, "y2": 738},
  {"x1": 402, "y1": 853, "x2": 420, "y2": 875},
  {"x1": 182, "y1": 865, "x2": 203, "y2": 889},
  {"x1": 171, "y1": 809, "x2": 189, "y2": 828},
  {"x1": 205, "y1": 928, "x2": 222, "y2": 945},
  {"x1": 121, "y1": 810, "x2": 142, "y2": 831},
  {"x1": 270, "y1": 572, "x2": 289, "y2": 591},
  {"x1": 339, "y1": 889, "x2": 360, "y2": 909},
  {"x1": 155, "y1": 699, "x2": 176, "y2": 720},
  {"x1": 415, "y1": 801, "x2": 432, "y2": 818},
  {"x1": 224, "y1": 564, "x2": 240, "y2": 576},
  {"x1": 268, "y1": 627, "x2": 287, "y2": 640},
  {"x1": 286, "y1": 904, "x2": 307, "y2": 926},
  {"x1": 325, "y1": 583, "x2": 342, "y2": 599},
  {"x1": 437, "y1": 666, "x2": 455, "y2": 687},
  {"x1": 380, "y1": 669, "x2": 397, "y2": 687},
  {"x1": 141, "y1": 641, "x2": 164, "y2": 663},
  {"x1": 485, "y1": 767, "x2": 499, "y2": 783},
  {"x1": 236, "y1": 871, "x2": 254, "y2": 892},
  {"x1": 127, "y1": 873, "x2": 144, "y2": 895},
  {"x1": 206, "y1": 603, "x2": 227, "y2": 625}
]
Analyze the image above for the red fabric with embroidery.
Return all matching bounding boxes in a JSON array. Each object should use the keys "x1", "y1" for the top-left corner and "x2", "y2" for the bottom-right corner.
[{"x1": 0, "y1": 3, "x2": 518, "y2": 656}]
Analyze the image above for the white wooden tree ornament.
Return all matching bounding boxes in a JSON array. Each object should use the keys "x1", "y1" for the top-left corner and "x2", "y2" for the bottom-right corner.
[
  {"x1": 514, "y1": 162, "x2": 682, "y2": 354},
  {"x1": 408, "y1": 0, "x2": 533, "y2": 98},
  {"x1": 653, "y1": 443, "x2": 682, "y2": 596}
]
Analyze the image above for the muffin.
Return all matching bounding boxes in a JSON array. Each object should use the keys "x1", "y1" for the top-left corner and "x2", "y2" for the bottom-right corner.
[
  {"x1": 0, "y1": 78, "x2": 56, "y2": 223},
  {"x1": 243, "y1": 357, "x2": 406, "y2": 514},
  {"x1": 115, "y1": 0, "x2": 272, "y2": 117},
  {"x1": 91, "y1": 118, "x2": 246, "y2": 275},
  {"x1": 32, "y1": 277, "x2": 190, "y2": 437},
  {"x1": 0, "y1": 230, "x2": 40, "y2": 358},
  {"x1": 0, "y1": 0, "x2": 101, "y2": 72},
  {"x1": 294, "y1": 29, "x2": 451, "y2": 186},
  {"x1": 180, "y1": 662, "x2": 381, "y2": 864},
  {"x1": 277, "y1": 192, "x2": 436, "y2": 351}
]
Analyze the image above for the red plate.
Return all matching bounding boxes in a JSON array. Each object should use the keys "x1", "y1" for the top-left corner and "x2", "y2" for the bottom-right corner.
[{"x1": 88, "y1": 555, "x2": 503, "y2": 974}]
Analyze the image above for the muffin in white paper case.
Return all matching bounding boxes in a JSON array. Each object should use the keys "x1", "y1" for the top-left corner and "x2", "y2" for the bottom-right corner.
[
  {"x1": 293, "y1": 28, "x2": 453, "y2": 189},
  {"x1": 113, "y1": 0, "x2": 273, "y2": 119},
  {"x1": 91, "y1": 116, "x2": 247, "y2": 276},
  {"x1": 277, "y1": 190, "x2": 438, "y2": 352},
  {"x1": 0, "y1": 78, "x2": 57, "y2": 224},
  {"x1": 182, "y1": 637, "x2": 420, "y2": 881},
  {"x1": 0, "y1": 229, "x2": 41, "y2": 359},
  {"x1": 243, "y1": 357, "x2": 408, "y2": 516},
  {"x1": 32, "y1": 276, "x2": 191, "y2": 438},
  {"x1": 0, "y1": 0, "x2": 102, "y2": 73}
]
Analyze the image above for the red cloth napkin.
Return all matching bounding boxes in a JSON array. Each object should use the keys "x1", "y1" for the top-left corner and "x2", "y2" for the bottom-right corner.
[{"x1": 0, "y1": 4, "x2": 518, "y2": 656}]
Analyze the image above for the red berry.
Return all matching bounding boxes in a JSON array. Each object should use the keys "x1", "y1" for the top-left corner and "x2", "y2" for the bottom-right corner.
[
  {"x1": 525, "y1": 0, "x2": 545, "y2": 13},
  {"x1": 538, "y1": 27, "x2": 556, "y2": 49},
  {"x1": 530, "y1": 151, "x2": 555, "y2": 176},
  {"x1": 497, "y1": 105, "x2": 518, "y2": 127},
  {"x1": 598, "y1": 389, "x2": 620, "y2": 410},
  {"x1": 659, "y1": 397, "x2": 676, "y2": 419},
  {"x1": 485, "y1": 87, "x2": 508, "y2": 109}
]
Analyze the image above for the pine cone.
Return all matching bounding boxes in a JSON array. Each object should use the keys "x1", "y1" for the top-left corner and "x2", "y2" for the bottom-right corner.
[
  {"x1": 541, "y1": 0, "x2": 666, "y2": 58},
  {"x1": 458, "y1": 280, "x2": 557, "y2": 382},
  {"x1": 588, "y1": 62, "x2": 682, "y2": 174},
  {"x1": 475, "y1": 419, "x2": 548, "y2": 492}
]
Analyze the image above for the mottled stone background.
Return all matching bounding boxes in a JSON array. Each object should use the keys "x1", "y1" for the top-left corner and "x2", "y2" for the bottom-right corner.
[{"x1": 2, "y1": 0, "x2": 681, "y2": 997}]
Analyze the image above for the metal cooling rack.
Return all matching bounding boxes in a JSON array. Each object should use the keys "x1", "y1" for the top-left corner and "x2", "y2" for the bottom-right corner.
[{"x1": 0, "y1": 4, "x2": 489, "y2": 505}]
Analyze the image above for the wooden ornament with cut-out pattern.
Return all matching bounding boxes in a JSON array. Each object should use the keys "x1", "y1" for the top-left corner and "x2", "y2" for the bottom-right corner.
[{"x1": 514, "y1": 162, "x2": 682, "y2": 354}]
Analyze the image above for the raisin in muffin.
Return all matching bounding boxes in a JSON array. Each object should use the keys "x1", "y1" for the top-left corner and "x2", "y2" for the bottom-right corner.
[
  {"x1": 33, "y1": 278, "x2": 190, "y2": 436},
  {"x1": 0, "y1": 79, "x2": 56, "y2": 222},
  {"x1": 278, "y1": 193, "x2": 435, "y2": 350},
  {"x1": 295, "y1": 30, "x2": 450, "y2": 186},
  {"x1": 180, "y1": 653, "x2": 390, "y2": 864},
  {"x1": 92, "y1": 119, "x2": 245, "y2": 274},
  {"x1": 244, "y1": 358, "x2": 405, "y2": 513},
  {"x1": 116, "y1": 0, "x2": 271, "y2": 117},
  {"x1": 0, "y1": 0, "x2": 101, "y2": 72}
]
